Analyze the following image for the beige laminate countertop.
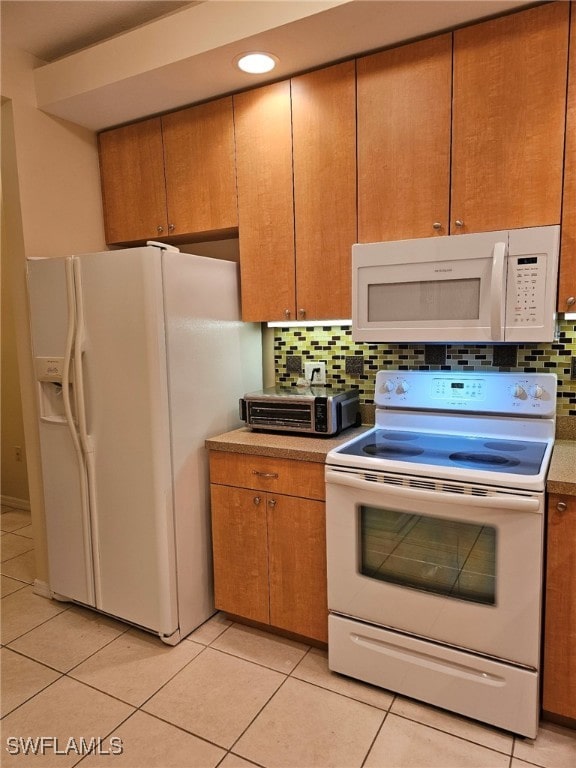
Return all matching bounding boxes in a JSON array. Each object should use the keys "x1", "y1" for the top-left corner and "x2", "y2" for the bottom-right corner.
[
  {"x1": 547, "y1": 440, "x2": 576, "y2": 496},
  {"x1": 205, "y1": 426, "x2": 369, "y2": 463},
  {"x1": 206, "y1": 427, "x2": 576, "y2": 495}
]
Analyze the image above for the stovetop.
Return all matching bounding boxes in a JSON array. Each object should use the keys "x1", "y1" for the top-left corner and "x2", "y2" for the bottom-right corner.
[
  {"x1": 337, "y1": 428, "x2": 548, "y2": 476},
  {"x1": 327, "y1": 370, "x2": 557, "y2": 492}
]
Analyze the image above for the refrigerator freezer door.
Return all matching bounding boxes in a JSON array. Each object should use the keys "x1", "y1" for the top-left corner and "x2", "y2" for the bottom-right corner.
[
  {"x1": 76, "y1": 248, "x2": 179, "y2": 637},
  {"x1": 161, "y1": 252, "x2": 262, "y2": 636},
  {"x1": 27, "y1": 257, "x2": 96, "y2": 605}
]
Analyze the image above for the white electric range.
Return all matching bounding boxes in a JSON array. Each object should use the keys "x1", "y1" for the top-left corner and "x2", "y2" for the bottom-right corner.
[{"x1": 325, "y1": 370, "x2": 557, "y2": 738}]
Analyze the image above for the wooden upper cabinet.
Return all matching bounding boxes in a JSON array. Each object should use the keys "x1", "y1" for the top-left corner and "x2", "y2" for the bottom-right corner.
[
  {"x1": 558, "y1": 2, "x2": 576, "y2": 313},
  {"x1": 99, "y1": 98, "x2": 237, "y2": 245},
  {"x1": 161, "y1": 97, "x2": 237, "y2": 237},
  {"x1": 451, "y1": 2, "x2": 569, "y2": 234},
  {"x1": 292, "y1": 61, "x2": 357, "y2": 319},
  {"x1": 99, "y1": 118, "x2": 168, "y2": 244},
  {"x1": 357, "y1": 34, "x2": 452, "y2": 242},
  {"x1": 234, "y1": 81, "x2": 296, "y2": 322}
]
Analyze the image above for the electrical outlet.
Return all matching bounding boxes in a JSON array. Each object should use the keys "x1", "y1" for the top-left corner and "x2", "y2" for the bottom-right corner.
[
  {"x1": 14, "y1": 446, "x2": 23, "y2": 462},
  {"x1": 304, "y1": 361, "x2": 326, "y2": 385}
]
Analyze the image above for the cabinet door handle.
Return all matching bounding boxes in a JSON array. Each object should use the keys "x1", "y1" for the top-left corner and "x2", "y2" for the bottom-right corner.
[
  {"x1": 299, "y1": 309, "x2": 306, "y2": 319},
  {"x1": 455, "y1": 219, "x2": 464, "y2": 228},
  {"x1": 284, "y1": 309, "x2": 291, "y2": 319},
  {"x1": 157, "y1": 225, "x2": 164, "y2": 234},
  {"x1": 268, "y1": 499, "x2": 277, "y2": 508},
  {"x1": 168, "y1": 223, "x2": 175, "y2": 232},
  {"x1": 252, "y1": 470, "x2": 279, "y2": 479},
  {"x1": 253, "y1": 496, "x2": 262, "y2": 506},
  {"x1": 432, "y1": 222, "x2": 442, "y2": 230},
  {"x1": 566, "y1": 297, "x2": 575, "y2": 307},
  {"x1": 557, "y1": 501, "x2": 567, "y2": 513}
]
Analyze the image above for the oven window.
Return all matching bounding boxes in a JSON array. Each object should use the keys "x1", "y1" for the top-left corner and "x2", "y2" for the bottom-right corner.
[{"x1": 360, "y1": 506, "x2": 496, "y2": 605}]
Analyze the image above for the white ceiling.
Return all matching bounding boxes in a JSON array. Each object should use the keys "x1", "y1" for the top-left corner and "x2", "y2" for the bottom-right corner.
[
  {"x1": 1, "y1": 0, "x2": 535, "y2": 131},
  {"x1": 0, "y1": 1, "x2": 194, "y2": 62}
]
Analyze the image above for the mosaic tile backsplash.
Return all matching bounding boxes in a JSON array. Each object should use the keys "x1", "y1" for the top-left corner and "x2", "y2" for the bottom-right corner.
[{"x1": 274, "y1": 318, "x2": 576, "y2": 418}]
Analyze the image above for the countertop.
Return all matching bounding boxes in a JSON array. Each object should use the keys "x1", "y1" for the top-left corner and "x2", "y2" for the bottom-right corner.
[
  {"x1": 206, "y1": 425, "x2": 576, "y2": 496},
  {"x1": 547, "y1": 440, "x2": 576, "y2": 496},
  {"x1": 205, "y1": 426, "x2": 369, "y2": 463}
]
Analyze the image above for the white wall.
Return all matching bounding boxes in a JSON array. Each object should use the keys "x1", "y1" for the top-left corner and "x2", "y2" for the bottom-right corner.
[
  {"x1": 1, "y1": 206, "x2": 29, "y2": 506},
  {"x1": 1, "y1": 43, "x2": 106, "y2": 585}
]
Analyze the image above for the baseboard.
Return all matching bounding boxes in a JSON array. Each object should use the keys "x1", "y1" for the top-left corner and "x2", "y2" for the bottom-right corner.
[
  {"x1": 33, "y1": 579, "x2": 52, "y2": 599},
  {"x1": 1, "y1": 495, "x2": 31, "y2": 511}
]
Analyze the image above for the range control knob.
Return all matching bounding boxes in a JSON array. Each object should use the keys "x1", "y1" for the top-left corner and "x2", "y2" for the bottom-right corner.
[
  {"x1": 512, "y1": 384, "x2": 527, "y2": 399},
  {"x1": 381, "y1": 379, "x2": 395, "y2": 394},
  {"x1": 529, "y1": 384, "x2": 544, "y2": 400},
  {"x1": 397, "y1": 380, "x2": 410, "y2": 394}
]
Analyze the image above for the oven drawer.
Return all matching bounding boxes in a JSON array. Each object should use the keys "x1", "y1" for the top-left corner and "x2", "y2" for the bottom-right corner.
[
  {"x1": 208, "y1": 450, "x2": 325, "y2": 500},
  {"x1": 329, "y1": 614, "x2": 539, "y2": 738}
]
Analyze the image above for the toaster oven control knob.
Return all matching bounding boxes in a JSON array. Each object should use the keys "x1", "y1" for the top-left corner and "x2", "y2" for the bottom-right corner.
[
  {"x1": 381, "y1": 379, "x2": 395, "y2": 394},
  {"x1": 529, "y1": 384, "x2": 544, "y2": 399},
  {"x1": 397, "y1": 380, "x2": 410, "y2": 394},
  {"x1": 512, "y1": 384, "x2": 527, "y2": 399}
]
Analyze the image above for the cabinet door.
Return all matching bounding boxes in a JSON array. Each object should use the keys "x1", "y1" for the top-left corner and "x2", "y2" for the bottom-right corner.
[
  {"x1": 234, "y1": 81, "x2": 296, "y2": 322},
  {"x1": 211, "y1": 484, "x2": 269, "y2": 624},
  {"x1": 452, "y1": 2, "x2": 569, "y2": 234},
  {"x1": 267, "y1": 495, "x2": 328, "y2": 643},
  {"x1": 162, "y1": 97, "x2": 238, "y2": 237},
  {"x1": 292, "y1": 61, "x2": 357, "y2": 319},
  {"x1": 357, "y1": 34, "x2": 452, "y2": 242},
  {"x1": 558, "y1": 2, "x2": 576, "y2": 313},
  {"x1": 98, "y1": 117, "x2": 168, "y2": 244},
  {"x1": 543, "y1": 494, "x2": 576, "y2": 721}
]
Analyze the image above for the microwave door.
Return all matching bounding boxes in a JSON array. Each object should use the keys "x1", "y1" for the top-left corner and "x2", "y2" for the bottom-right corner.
[{"x1": 352, "y1": 232, "x2": 504, "y2": 342}]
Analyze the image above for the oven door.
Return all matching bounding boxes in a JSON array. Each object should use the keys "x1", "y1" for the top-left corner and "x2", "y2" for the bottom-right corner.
[{"x1": 325, "y1": 466, "x2": 544, "y2": 668}]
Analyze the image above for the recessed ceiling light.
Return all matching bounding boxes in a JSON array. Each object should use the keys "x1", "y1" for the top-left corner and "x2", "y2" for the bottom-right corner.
[{"x1": 236, "y1": 52, "x2": 278, "y2": 74}]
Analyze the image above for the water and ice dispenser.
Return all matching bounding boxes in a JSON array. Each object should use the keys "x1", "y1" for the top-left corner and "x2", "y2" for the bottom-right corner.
[{"x1": 35, "y1": 357, "x2": 75, "y2": 422}]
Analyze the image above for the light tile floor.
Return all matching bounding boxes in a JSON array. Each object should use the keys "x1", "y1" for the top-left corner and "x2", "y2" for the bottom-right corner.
[{"x1": 1, "y1": 504, "x2": 575, "y2": 768}]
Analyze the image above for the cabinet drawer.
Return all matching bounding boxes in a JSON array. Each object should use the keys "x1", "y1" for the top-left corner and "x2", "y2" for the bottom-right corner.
[{"x1": 209, "y1": 451, "x2": 325, "y2": 501}]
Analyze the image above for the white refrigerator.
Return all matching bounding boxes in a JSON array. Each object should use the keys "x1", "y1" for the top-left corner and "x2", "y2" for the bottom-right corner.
[{"x1": 27, "y1": 243, "x2": 262, "y2": 644}]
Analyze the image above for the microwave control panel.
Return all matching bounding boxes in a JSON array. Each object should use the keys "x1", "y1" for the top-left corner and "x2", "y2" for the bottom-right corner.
[{"x1": 506, "y1": 254, "x2": 547, "y2": 327}]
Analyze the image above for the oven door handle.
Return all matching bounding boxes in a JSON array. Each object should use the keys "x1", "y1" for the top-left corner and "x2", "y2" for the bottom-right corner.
[{"x1": 325, "y1": 468, "x2": 541, "y2": 512}]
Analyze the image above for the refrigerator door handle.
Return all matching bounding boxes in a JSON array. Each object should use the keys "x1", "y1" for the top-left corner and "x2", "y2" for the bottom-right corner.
[
  {"x1": 72, "y1": 259, "x2": 93, "y2": 455},
  {"x1": 64, "y1": 257, "x2": 96, "y2": 605},
  {"x1": 71, "y1": 257, "x2": 103, "y2": 607},
  {"x1": 63, "y1": 258, "x2": 84, "y2": 465}
]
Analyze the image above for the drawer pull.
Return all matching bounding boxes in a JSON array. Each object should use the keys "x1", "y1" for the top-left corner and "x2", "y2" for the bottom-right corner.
[
  {"x1": 268, "y1": 499, "x2": 277, "y2": 508},
  {"x1": 557, "y1": 501, "x2": 567, "y2": 513},
  {"x1": 253, "y1": 496, "x2": 262, "y2": 506},
  {"x1": 252, "y1": 470, "x2": 279, "y2": 479}
]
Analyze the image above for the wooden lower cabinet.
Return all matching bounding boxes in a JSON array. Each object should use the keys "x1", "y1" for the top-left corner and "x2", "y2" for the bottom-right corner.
[
  {"x1": 543, "y1": 494, "x2": 576, "y2": 722},
  {"x1": 209, "y1": 451, "x2": 328, "y2": 643}
]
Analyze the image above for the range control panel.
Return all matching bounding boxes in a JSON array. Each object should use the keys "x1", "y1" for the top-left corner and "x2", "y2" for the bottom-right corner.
[{"x1": 375, "y1": 370, "x2": 557, "y2": 416}]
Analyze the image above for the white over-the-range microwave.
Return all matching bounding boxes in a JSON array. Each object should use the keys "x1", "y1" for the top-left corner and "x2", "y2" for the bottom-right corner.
[{"x1": 352, "y1": 225, "x2": 560, "y2": 343}]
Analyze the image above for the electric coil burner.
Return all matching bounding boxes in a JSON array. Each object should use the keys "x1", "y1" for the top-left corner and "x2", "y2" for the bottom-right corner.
[{"x1": 325, "y1": 370, "x2": 557, "y2": 738}]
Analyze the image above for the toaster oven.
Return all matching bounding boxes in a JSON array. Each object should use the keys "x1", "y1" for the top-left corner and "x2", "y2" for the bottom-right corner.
[{"x1": 240, "y1": 386, "x2": 360, "y2": 436}]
